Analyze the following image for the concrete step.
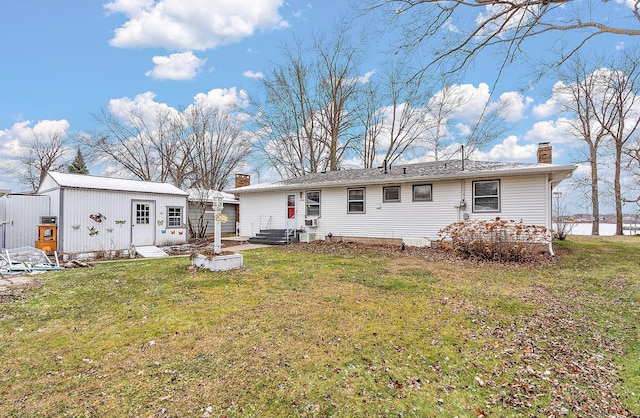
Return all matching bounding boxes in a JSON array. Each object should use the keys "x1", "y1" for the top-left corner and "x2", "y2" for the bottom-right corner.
[{"x1": 135, "y1": 245, "x2": 169, "y2": 258}]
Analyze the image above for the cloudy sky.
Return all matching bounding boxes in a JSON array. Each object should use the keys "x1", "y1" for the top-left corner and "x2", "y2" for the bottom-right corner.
[{"x1": 0, "y1": 1, "x2": 636, "y2": 213}]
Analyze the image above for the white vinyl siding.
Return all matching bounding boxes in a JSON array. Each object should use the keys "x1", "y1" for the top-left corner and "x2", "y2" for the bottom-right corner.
[{"x1": 236, "y1": 174, "x2": 552, "y2": 242}]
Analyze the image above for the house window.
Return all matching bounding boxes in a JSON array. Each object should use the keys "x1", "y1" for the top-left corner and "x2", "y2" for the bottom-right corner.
[
  {"x1": 135, "y1": 203, "x2": 150, "y2": 224},
  {"x1": 383, "y1": 186, "x2": 401, "y2": 202},
  {"x1": 306, "y1": 190, "x2": 320, "y2": 217},
  {"x1": 167, "y1": 206, "x2": 183, "y2": 227},
  {"x1": 473, "y1": 180, "x2": 500, "y2": 212},
  {"x1": 413, "y1": 184, "x2": 432, "y2": 202},
  {"x1": 348, "y1": 188, "x2": 365, "y2": 213}
]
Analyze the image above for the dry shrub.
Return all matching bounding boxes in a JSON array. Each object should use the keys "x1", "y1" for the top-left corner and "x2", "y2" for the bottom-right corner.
[{"x1": 438, "y1": 217, "x2": 552, "y2": 262}]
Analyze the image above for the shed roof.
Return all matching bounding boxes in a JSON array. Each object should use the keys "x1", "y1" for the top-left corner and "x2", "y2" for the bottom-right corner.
[
  {"x1": 41, "y1": 172, "x2": 188, "y2": 196},
  {"x1": 229, "y1": 160, "x2": 577, "y2": 193}
]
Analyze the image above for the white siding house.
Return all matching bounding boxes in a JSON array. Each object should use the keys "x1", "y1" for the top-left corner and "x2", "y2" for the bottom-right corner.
[
  {"x1": 230, "y1": 158, "x2": 576, "y2": 246},
  {"x1": 37, "y1": 172, "x2": 188, "y2": 255}
]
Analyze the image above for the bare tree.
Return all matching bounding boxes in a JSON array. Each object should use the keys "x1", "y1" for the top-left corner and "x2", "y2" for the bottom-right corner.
[
  {"x1": 360, "y1": 0, "x2": 640, "y2": 79},
  {"x1": 555, "y1": 57, "x2": 612, "y2": 235},
  {"x1": 17, "y1": 129, "x2": 69, "y2": 191},
  {"x1": 255, "y1": 23, "x2": 366, "y2": 177},
  {"x1": 594, "y1": 52, "x2": 640, "y2": 234},
  {"x1": 183, "y1": 104, "x2": 252, "y2": 191},
  {"x1": 254, "y1": 38, "x2": 324, "y2": 177}
]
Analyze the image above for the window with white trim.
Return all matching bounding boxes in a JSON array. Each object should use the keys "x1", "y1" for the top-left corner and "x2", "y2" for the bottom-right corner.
[
  {"x1": 383, "y1": 186, "x2": 401, "y2": 202},
  {"x1": 473, "y1": 180, "x2": 500, "y2": 212},
  {"x1": 167, "y1": 206, "x2": 183, "y2": 227},
  {"x1": 306, "y1": 190, "x2": 320, "y2": 217},
  {"x1": 412, "y1": 184, "x2": 432, "y2": 202},
  {"x1": 348, "y1": 188, "x2": 365, "y2": 213}
]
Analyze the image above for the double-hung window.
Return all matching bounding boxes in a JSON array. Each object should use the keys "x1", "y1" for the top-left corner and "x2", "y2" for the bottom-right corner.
[
  {"x1": 473, "y1": 180, "x2": 500, "y2": 212},
  {"x1": 167, "y1": 206, "x2": 183, "y2": 227},
  {"x1": 306, "y1": 191, "x2": 320, "y2": 217},
  {"x1": 347, "y1": 188, "x2": 365, "y2": 213}
]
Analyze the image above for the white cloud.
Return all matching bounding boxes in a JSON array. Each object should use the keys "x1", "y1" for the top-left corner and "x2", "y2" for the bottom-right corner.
[
  {"x1": 0, "y1": 119, "x2": 71, "y2": 169},
  {"x1": 356, "y1": 70, "x2": 375, "y2": 84},
  {"x1": 524, "y1": 118, "x2": 574, "y2": 144},
  {"x1": 191, "y1": 87, "x2": 249, "y2": 109},
  {"x1": 145, "y1": 51, "x2": 206, "y2": 80},
  {"x1": 473, "y1": 135, "x2": 537, "y2": 161},
  {"x1": 493, "y1": 91, "x2": 532, "y2": 122},
  {"x1": 106, "y1": 0, "x2": 288, "y2": 50},
  {"x1": 108, "y1": 92, "x2": 178, "y2": 127},
  {"x1": 243, "y1": 70, "x2": 264, "y2": 79},
  {"x1": 533, "y1": 98, "x2": 560, "y2": 118}
]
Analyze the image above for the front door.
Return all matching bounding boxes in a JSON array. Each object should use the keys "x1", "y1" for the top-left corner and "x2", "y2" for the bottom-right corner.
[
  {"x1": 132, "y1": 200, "x2": 155, "y2": 246},
  {"x1": 286, "y1": 193, "x2": 296, "y2": 230}
]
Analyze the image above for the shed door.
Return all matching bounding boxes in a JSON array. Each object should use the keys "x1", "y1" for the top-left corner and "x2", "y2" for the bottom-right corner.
[{"x1": 132, "y1": 201, "x2": 155, "y2": 246}]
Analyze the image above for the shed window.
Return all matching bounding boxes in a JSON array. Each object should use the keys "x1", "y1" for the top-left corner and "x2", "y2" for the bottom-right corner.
[
  {"x1": 306, "y1": 191, "x2": 320, "y2": 217},
  {"x1": 413, "y1": 184, "x2": 432, "y2": 201},
  {"x1": 473, "y1": 180, "x2": 500, "y2": 212},
  {"x1": 348, "y1": 188, "x2": 365, "y2": 213},
  {"x1": 383, "y1": 186, "x2": 401, "y2": 202},
  {"x1": 167, "y1": 206, "x2": 183, "y2": 228}
]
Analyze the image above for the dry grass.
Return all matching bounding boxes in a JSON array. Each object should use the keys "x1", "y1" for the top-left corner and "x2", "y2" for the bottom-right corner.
[{"x1": 0, "y1": 237, "x2": 638, "y2": 417}]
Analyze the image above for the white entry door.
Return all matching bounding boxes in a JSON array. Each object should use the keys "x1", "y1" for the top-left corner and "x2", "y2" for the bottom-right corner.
[
  {"x1": 132, "y1": 200, "x2": 155, "y2": 246},
  {"x1": 286, "y1": 193, "x2": 296, "y2": 230}
]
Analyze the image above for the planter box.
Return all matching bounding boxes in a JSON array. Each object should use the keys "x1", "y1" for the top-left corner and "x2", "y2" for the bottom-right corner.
[{"x1": 191, "y1": 253, "x2": 243, "y2": 271}]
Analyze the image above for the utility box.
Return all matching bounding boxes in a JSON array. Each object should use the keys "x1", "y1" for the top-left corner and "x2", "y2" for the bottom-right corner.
[{"x1": 35, "y1": 224, "x2": 57, "y2": 255}]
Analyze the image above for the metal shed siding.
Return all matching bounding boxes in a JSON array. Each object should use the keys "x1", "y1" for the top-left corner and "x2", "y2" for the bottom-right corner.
[
  {"x1": 53, "y1": 188, "x2": 187, "y2": 254},
  {"x1": 0, "y1": 195, "x2": 51, "y2": 249}
]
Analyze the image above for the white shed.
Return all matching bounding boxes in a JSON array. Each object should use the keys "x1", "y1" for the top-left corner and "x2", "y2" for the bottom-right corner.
[
  {"x1": 37, "y1": 172, "x2": 188, "y2": 256},
  {"x1": 0, "y1": 192, "x2": 51, "y2": 250}
]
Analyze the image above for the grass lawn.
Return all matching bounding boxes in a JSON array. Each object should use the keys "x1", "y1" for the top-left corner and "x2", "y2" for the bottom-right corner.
[{"x1": 0, "y1": 236, "x2": 638, "y2": 417}]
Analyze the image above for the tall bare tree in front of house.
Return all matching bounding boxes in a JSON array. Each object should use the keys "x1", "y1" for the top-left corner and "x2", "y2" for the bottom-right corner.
[
  {"x1": 17, "y1": 129, "x2": 69, "y2": 191},
  {"x1": 254, "y1": 23, "x2": 366, "y2": 177}
]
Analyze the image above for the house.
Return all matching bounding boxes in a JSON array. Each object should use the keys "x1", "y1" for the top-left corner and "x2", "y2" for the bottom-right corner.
[
  {"x1": 37, "y1": 172, "x2": 189, "y2": 256},
  {"x1": 230, "y1": 145, "x2": 576, "y2": 246}
]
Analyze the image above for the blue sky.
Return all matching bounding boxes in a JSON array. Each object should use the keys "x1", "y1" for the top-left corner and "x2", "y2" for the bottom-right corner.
[{"x1": 0, "y1": 1, "x2": 637, "y2": 213}]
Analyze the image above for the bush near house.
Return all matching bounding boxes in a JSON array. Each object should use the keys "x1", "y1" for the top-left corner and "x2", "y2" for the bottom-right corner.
[{"x1": 439, "y1": 218, "x2": 552, "y2": 262}]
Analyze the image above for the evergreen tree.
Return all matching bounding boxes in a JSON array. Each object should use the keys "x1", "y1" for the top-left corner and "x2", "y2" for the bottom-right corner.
[{"x1": 68, "y1": 148, "x2": 89, "y2": 175}]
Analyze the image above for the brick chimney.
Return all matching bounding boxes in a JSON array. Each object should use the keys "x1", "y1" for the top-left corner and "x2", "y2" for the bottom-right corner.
[
  {"x1": 537, "y1": 142, "x2": 552, "y2": 164},
  {"x1": 235, "y1": 173, "x2": 250, "y2": 188}
]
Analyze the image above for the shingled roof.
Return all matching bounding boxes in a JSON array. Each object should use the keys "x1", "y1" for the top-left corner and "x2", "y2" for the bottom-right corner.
[{"x1": 230, "y1": 160, "x2": 576, "y2": 193}]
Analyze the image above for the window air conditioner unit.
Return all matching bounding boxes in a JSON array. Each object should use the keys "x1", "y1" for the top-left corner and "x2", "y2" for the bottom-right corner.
[
  {"x1": 304, "y1": 218, "x2": 318, "y2": 228},
  {"x1": 40, "y1": 216, "x2": 57, "y2": 225}
]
